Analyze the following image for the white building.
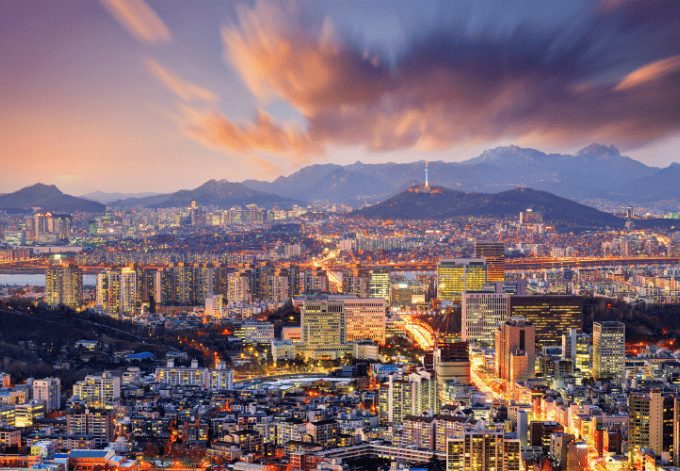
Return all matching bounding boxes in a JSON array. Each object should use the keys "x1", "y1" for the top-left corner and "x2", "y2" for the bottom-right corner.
[{"x1": 32, "y1": 377, "x2": 61, "y2": 413}]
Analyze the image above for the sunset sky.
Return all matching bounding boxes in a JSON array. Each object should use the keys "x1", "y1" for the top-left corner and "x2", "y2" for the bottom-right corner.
[{"x1": 2, "y1": 0, "x2": 680, "y2": 194}]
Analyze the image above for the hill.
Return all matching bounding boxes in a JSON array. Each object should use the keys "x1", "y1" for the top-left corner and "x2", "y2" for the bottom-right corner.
[
  {"x1": 242, "y1": 144, "x2": 669, "y2": 205},
  {"x1": 0, "y1": 183, "x2": 105, "y2": 213},
  {"x1": 111, "y1": 179, "x2": 297, "y2": 208},
  {"x1": 81, "y1": 190, "x2": 160, "y2": 204},
  {"x1": 352, "y1": 186, "x2": 623, "y2": 228}
]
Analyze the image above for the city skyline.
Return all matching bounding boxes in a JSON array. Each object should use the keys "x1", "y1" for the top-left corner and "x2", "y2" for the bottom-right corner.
[{"x1": 2, "y1": 0, "x2": 680, "y2": 194}]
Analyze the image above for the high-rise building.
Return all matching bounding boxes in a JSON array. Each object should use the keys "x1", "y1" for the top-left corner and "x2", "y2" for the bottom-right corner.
[
  {"x1": 25, "y1": 212, "x2": 72, "y2": 243},
  {"x1": 592, "y1": 321, "x2": 625, "y2": 382},
  {"x1": 72, "y1": 372, "x2": 121, "y2": 407},
  {"x1": 433, "y1": 340, "x2": 471, "y2": 400},
  {"x1": 562, "y1": 328, "x2": 591, "y2": 374},
  {"x1": 474, "y1": 242, "x2": 505, "y2": 282},
  {"x1": 96, "y1": 267, "x2": 137, "y2": 316},
  {"x1": 227, "y1": 269, "x2": 253, "y2": 304},
  {"x1": 343, "y1": 298, "x2": 386, "y2": 345},
  {"x1": 341, "y1": 267, "x2": 369, "y2": 298},
  {"x1": 509, "y1": 296, "x2": 582, "y2": 352},
  {"x1": 437, "y1": 259, "x2": 487, "y2": 302},
  {"x1": 447, "y1": 428, "x2": 521, "y2": 471},
  {"x1": 379, "y1": 369, "x2": 438, "y2": 425},
  {"x1": 45, "y1": 263, "x2": 82, "y2": 308},
  {"x1": 496, "y1": 318, "x2": 535, "y2": 383},
  {"x1": 461, "y1": 292, "x2": 511, "y2": 346},
  {"x1": 301, "y1": 295, "x2": 386, "y2": 357},
  {"x1": 299, "y1": 268, "x2": 329, "y2": 293},
  {"x1": 628, "y1": 390, "x2": 674, "y2": 465},
  {"x1": 66, "y1": 407, "x2": 114, "y2": 447},
  {"x1": 32, "y1": 378, "x2": 61, "y2": 413},
  {"x1": 368, "y1": 268, "x2": 390, "y2": 302}
]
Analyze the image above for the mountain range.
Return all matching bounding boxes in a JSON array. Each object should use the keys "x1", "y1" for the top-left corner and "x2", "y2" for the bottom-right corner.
[
  {"x1": 353, "y1": 186, "x2": 623, "y2": 229},
  {"x1": 243, "y1": 144, "x2": 675, "y2": 205},
  {"x1": 4, "y1": 143, "x2": 679, "y2": 214},
  {"x1": 80, "y1": 191, "x2": 160, "y2": 204},
  {"x1": 0, "y1": 184, "x2": 105, "y2": 213},
  {"x1": 110, "y1": 179, "x2": 298, "y2": 208}
]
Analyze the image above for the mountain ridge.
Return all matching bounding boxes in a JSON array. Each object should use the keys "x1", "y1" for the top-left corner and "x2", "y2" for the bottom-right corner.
[
  {"x1": 352, "y1": 185, "x2": 623, "y2": 229},
  {"x1": 0, "y1": 183, "x2": 105, "y2": 213}
]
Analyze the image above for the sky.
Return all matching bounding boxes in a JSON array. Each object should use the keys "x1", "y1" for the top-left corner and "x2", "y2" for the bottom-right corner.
[{"x1": 1, "y1": 0, "x2": 680, "y2": 195}]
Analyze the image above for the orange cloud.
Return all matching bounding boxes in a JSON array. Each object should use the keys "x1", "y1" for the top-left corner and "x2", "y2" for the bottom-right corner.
[
  {"x1": 180, "y1": 105, "x2": 323, "y2": 164},
  {"x1": 146, "y1": 58, "x2": 218, "y2": 102},
  {"x1": 100, "y1": 0, "x2": 170, "y2": 43},
  {"x1": 615, "y1": 55, "x2": 680, "y2": 91}
]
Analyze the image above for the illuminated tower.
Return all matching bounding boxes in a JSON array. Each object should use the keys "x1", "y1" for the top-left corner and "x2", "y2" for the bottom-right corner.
[{"x1": 425, "y1": 160, "x2": 429, "y2": 189}]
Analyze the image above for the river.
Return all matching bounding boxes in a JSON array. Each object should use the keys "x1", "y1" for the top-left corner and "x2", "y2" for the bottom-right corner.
[{"x1": 0, "y1": 274, "x2": 97, "y2": 286}]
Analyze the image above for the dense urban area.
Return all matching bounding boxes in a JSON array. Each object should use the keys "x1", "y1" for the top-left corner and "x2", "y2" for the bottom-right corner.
[{"x1": 2, "y1": 175, "x2": 680, "y2": 471}]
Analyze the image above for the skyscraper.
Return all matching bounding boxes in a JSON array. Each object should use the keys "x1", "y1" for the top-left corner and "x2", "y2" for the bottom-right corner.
[
  {"x1": 45, "y1": 262, "x2": 82, "y2": 308},
  {"x1": 461, "y1": 292, "x2": 511, "y2": 346},
  {"x1": 509, "y1": 295, "x2": 582, "y2": 352},
  {"x1": 474, "y1": 242, "x2": 505, "y2": 282},
  {"x1": 592, "y1": 321, "x2": 625, "y2": 382},
  {"x1": 628, "y1": 390, "x2": 674, "y2": 465},
  {"x1": 562, "y1": 328, "x2": 591, "y2": 374},
  {"x1": 368, "y1": 267, "x2": 391, "y2": 302},
  {"x1": 437, "y1": 258, "x2": 487, "y2": 302},
  {"x1": 496, "y1": 317, "x2": 535, "y2": 383}
]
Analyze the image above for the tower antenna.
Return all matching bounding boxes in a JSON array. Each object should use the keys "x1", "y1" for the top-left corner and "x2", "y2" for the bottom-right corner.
[{"x1": 425, "y1": 160, "x2": 429, "y2": 189}]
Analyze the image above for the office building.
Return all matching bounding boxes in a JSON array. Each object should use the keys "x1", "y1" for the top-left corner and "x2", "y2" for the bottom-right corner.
[
  {"x1": 301, "y1": 295, "x2": 386, "y2": 356},
  {"x1": 368, "y1": 268, "x2": 390, "y2": 302},
  {"x1": 433, "y1": 340, "x2": 471, "y2": 400},
  {"x1": 344, "y1": 298, "x2": 386, "y2": 345},
  {"x1": 496, "y1": 318, "x2": 535, "y2": 383},
  {"x1": 32, "y1": 378, "x2": 61, "y2": 413},
  {"x1": 474, "y1": 242, "x2": 505, "y2": 282},
  {"x1": 437, "y1": 259, "x2": 487, "y2": 302},
  {"x1": 562, "y1": 328, "x2": 591, "y2": 374},
  {"x1": 461, "y1": 292, "x2": 511, "y2": 346},
  {"x1": 628, "y1": 390, "x2": 674, "y2": 465},
  {"x1": 509, "y1": 296, "x2": 582, "y2": 352},
  {"x1": 45, "y1": 263, "x2": 82, "y2": 308},
  {"x1": 592, "y1": 321, "x2": 625, "y2": 382}
]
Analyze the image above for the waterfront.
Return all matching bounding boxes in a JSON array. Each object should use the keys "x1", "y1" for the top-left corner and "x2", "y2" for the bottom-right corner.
[{"x1": 0, "y1": 273, "x2": 97, "y2": 286}]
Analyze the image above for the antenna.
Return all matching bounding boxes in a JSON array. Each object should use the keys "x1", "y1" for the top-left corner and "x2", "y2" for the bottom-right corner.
[{"x1": 425, "y1": 160, "x2": 429, "y2": 189}]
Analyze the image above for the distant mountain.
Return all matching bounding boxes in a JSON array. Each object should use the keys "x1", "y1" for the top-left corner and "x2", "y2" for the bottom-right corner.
[
  {"x1": 616, "y1": 163, "x2": 680, "y2": 202},
  {"x1": 352, "y1": 186, "x2": 623, "y2": 229},
  {"x1": 111, "y1": 179, "x2": 296, "y2": 208},
  {"x1": 242, "y1": 144, "x2": 668, "y2": 205},
  {"x1": 81, "y1": 191, "x2": 160, "y2": 204},
  {"x1": 0, "y1": 184, "x2": 105, "y2": 213}
]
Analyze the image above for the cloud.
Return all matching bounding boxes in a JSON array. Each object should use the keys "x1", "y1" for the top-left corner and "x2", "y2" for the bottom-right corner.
[
  {"x1": 100, "y1": 0, "x2": 170, "y2": 43},
  {"x1": 615, "y1": 55, "x2": 680, "y2": 91},
  {"x1": 146, "y1": 59, "x2": 218, "y2": 102},
  {"x1": 204, "y1": 0, "x2": 680, "y2": 157},
  {"x1": 179, "y1": 105, "x2": 323, "y2": 163}
]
